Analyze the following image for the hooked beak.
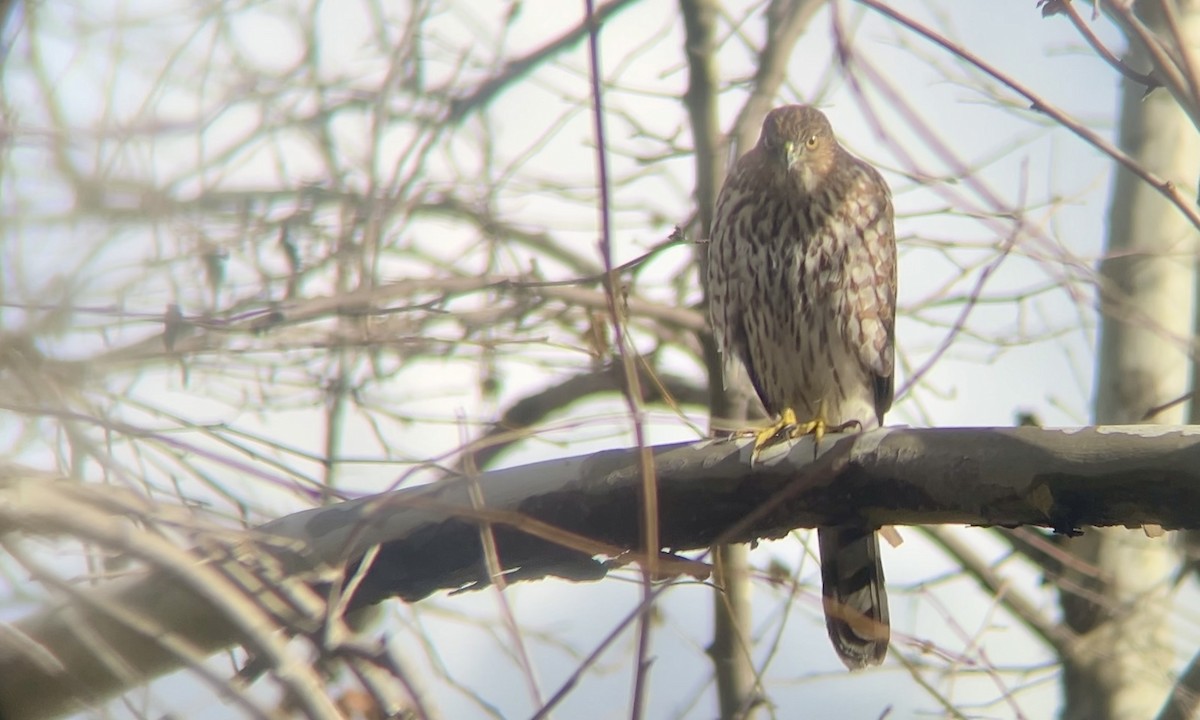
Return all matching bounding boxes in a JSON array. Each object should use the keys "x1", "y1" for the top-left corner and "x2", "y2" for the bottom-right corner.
[
  {"x1": 781, "y1": 140, "x2": 801, "y2": 171},
  {"x1": 781, "y1": 140, "x2": 818, "y2": 194}
]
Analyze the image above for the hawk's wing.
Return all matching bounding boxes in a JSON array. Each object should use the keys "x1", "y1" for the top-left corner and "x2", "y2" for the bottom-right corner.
[
  {"x1": 707, "y1": 153, "x2": 772, "y2": 409},
  {"x1": 840, "y1": 161, "x2": 898, "y2": 423}
]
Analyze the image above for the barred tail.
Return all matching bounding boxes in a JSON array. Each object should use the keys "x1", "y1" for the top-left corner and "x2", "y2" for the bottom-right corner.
[{"x1": 818, "y1": 526, "x2": 889, "y2": 669}]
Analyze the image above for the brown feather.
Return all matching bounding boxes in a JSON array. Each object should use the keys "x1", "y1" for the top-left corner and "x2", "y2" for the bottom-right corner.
[{"x1": 707, "y1": 105, "x2": 897, "y2": 668}]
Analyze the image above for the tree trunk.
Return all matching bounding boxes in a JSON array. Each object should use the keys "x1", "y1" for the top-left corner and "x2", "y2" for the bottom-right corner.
[
  {"x1": 679, "y1": 1, "x2": 759, "y2": 715},
  {"x1": 1067, "y1": 2, "x2": 1200, "y2": 718}
]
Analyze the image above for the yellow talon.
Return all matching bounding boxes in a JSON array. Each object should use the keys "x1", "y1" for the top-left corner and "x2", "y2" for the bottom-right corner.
[
  {"x1": 752, "y1": 407, "x2": 796, "y2": 452},
  {"x1": 752, "y1": 401, "x2": 831, "y2": 454}
]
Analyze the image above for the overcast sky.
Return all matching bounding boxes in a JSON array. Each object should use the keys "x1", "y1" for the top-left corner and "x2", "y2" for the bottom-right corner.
[{"x1": 6, "y1": 1, "x2": 1195, "y2": 718}]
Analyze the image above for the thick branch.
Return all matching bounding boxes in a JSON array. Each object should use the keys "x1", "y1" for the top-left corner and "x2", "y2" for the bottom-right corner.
[{"x1": 3, "y1": 425, "x2": 1200, "y2": 718}]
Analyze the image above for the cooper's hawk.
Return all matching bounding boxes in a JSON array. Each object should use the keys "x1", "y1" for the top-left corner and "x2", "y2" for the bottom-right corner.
[{"x1": 707, "y1": 105, "x2": 897, "y2": 669}]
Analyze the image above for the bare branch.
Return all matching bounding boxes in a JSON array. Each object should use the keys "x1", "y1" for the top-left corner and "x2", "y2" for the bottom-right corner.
[
  {"x1": 923, "y1": 526, "x2": 1073, "y2": 658},
  {"x1": 1156, "y1": 645, "x2": 1200, "y2": 720},
  {"x1": 731, "y1": 0, "x2": 826, "y2": 155},
  {"x1": 1043, "y1": 0, "x2": 1160, "y2": 88},
  {"x1": 4, "y1": 425, "x2": 1200, "y2": 718},
  {"x1": 446, "y1": 0, "x2": 643, "y2": 123},
  {"x1": 462, "y1": 363, "x2": 707, "y2": 472},
  {"x1": 857, "y1": 0, "x2": 1200, "y2": 230},
  {"x1": 1099, "y1": 0, "x2": 1200, "y2": 130}
]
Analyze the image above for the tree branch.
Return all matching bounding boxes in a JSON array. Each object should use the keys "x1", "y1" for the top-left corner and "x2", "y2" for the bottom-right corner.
[
  {"x1": 462, "y1": 362, "x2": 707, "y2": 472},
  {"x1": 731, "y1": 0, "x2": 826, "y2": 155},
  {"x1": 446, "y1": 0, "x2": 642, "y2": 123},
  {"x1": 856, "y1": 0, "x2": 1200, "y2": 230},
  {"x1": 924, "y1": 526, "x2": 1074, "y2": 658},
  {"x1": 4, "y1": 425, "x2": 1200, "y2": 719},
  {"x1": 1156, "y1": 643, "x2": 1200, "y2": 720}
]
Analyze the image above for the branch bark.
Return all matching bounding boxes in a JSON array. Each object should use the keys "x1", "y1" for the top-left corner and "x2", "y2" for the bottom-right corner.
[
  {"x1": 4, "y1": 425, "x2": 1200, "y2": 719},
  {"x1": 678, "y1": 0, "x2": 758, "y2": 714},
  {"x1": 681, "y1": 1, "x2": 822, "y2": 714}
]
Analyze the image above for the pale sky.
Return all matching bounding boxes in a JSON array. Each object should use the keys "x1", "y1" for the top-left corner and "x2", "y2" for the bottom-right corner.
[{"x1": 4, "y1": 1, "x2": 1195, "y2": 718}]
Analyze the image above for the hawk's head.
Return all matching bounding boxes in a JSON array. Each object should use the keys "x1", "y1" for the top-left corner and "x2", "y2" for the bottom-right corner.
[{"x1": 757, "y1": 105, "x2": 839, "y2": 195}]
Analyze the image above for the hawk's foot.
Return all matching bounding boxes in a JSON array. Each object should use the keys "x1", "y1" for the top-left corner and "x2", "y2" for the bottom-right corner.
[
  {"x1": 751, "y1": 402, "x2": 863, "y2": 458},
  {"x1": 751, "y1": 407, "x2": 803, "y2": 453}
]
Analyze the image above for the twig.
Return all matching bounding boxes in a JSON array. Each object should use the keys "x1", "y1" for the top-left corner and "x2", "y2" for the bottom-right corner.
[
  {"x1": 459, "y1": 364, "x2": 707, "y2": 473},
  {"x1": 1156, "y1": 643, "x2": 1200, "y2": 720},
  {"x1": 582, "y1": 2, "x2": 658, "y2": 718},
  {"x1": 1100, "y1": 0, "x2": 1200, "y2": 131},
  {"x1": 1044, "y1": 0, "x2": 1159, "y2": 88},
  {"x1": 855, "y1": 0, "x2": 1200, "y2": 231},
  {"x1": 1154, "y1": 0, "x2": 1200, "y2": 126},
  {"x1": 924, "y1": 527, "x2": 1074, "y2": 659},
  {"x1": 447, "y1": 0, "x2": 641, "y2": 123},
  {"x1": 730, "y1": 0, "x2": 827, "y2": 155}
]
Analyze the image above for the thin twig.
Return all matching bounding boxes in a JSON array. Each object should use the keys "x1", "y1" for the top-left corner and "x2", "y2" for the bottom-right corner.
[
  {"x1": 1155, "y1": 0, "x2": 1200, "y2": 126},
  {"x1": 855, "y1": 0, "x2": 1200, "y2": 230},
  {"x1": 1101, "y1": 0, "x2": 1200, "y2": 131},
  {"x1": 447, "y1": 0, "x2": 642, "y2": 122},
  {"x1": 1156, "y1": 643, "x2": 1200, "y2": 720},
  {"x1": 582, "y1": 2, "x2": 659, "y2": 718},
  {"x1": 924, "y1": 527, "x2": 1074, "y2": 659},
  {"x1": 1048, "y1": 0, "x2": 1159, "y2": 87}
]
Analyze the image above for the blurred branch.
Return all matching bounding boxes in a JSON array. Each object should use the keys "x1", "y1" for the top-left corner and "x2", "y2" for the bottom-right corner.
[
  {"x1": 0, "y1": 0, "x2": 17, "y2": 71},
  {"x1": 0, "y1": 266, "x2": 707, "y2": 391},
  {"x1": 924, "y1": 526, "x2": 1073, "y2": 658},
  {"x1": 30, "y1": 184, "x2": 604, "y2": 280},
  {"x1": 731, "y1": 0, "x2": 826, "y2": 154},
  {"x1": 418, "y1": 195, "x2": 604, "y2": 277},
  {"x1": 5, "y1": 425, "x2": 1200, "y2": 718},
  {"x1": 447, "y1": 0, "x2": 642, "y2": 123},
  {"x1": 1157, "y1": 644, "x2": 1200, "y2": 720},
  {"x1": 0, "y1": 476, "x2": 344, "y2": 720},
  {"x1": 682, "y1": 0, "x2": 724, "y2": 236},
  {"x1": 580, "y1": 4, "x2": 659, "y2": 714},
  {"x1": 679, "y1": 0, "x2": 755, "y2": 714},
  {"x1": 463, "y1": 361, "x2": 707, "y2": 472},
  {"x1": 1042, "y1": 0, "x2": 1159, "y2": 88},
  {"x1": 1043, "y1": 0, "x2": 1200, "y2": 128},
  {"x1": 857, "y1": 0, "x2": 1200, "y2": 230},
  {"x1": 1099, "y1": 0, "x2": 1200, "y2": 131},
  {"x1": 992, "y1": 526, "x2": 1122, "y2": 632}
]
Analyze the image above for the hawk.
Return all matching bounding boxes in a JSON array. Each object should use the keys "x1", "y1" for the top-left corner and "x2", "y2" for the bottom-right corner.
[{"x1": 707, "y1": 105, "x2": 897, "y2": 669}]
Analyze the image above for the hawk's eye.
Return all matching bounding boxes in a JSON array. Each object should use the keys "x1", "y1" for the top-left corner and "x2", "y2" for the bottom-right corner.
[{"x1": 805, "y1": 134, "x2": 819, "y2": 149}]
